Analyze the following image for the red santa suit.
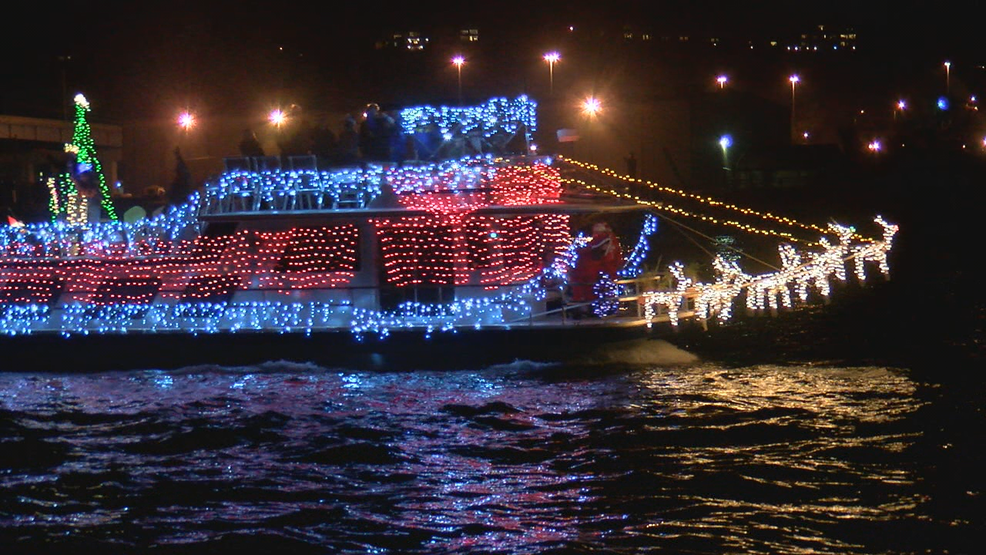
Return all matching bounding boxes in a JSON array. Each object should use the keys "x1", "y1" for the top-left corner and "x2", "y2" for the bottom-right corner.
[{"x1": 571, "y1": 224, "x2": 622, "y2": 303}]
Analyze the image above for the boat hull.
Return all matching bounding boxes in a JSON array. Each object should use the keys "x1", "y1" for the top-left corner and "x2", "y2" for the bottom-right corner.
[{"x1": 0, "y1": 323, "x2": 697, "y2": 372}]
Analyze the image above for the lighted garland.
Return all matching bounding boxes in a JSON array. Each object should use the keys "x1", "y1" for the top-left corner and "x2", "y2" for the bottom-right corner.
[
  {"x1": 592, "y1": 272, "x2": 620, "y2": 317},
  {"x1": 45, "y1": 177, "x2": 62, "y2": 222},
  {"x1": 399, "y1": 96, "x2": 537, "y2": 139},
  {"x1": 203, "y1": 156, "x2": 565, "y2": 217},
  {"x1": 617, "y1": 213, "x2": 658, "y2": 278},
  {"x1": 0, "y1": 215, "x2": 580, "y2": 339},
  {"x1": 2, "y1": 193, "x2": 202, "y2": 259}
]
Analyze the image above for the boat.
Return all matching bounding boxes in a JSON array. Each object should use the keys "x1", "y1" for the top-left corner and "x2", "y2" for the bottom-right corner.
[{"x1": 0, "y1": 95, "x2": 898, "y2": 371}]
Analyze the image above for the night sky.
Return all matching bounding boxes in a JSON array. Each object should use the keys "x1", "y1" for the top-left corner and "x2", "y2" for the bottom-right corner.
[{"x1": 2, "y1": 1, "x2": 981, "y2": 123}]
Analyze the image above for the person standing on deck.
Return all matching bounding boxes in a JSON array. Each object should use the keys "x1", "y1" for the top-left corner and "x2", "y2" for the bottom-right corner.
[{"x1": 625, "y1": 152, "x2": 637, "y2": 178}]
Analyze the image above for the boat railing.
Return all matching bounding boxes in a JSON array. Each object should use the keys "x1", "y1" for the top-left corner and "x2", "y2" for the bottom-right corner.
[
  {"x1": 198, "y1": 154, "x2": 560, "y2": 219},
  {"x1": 2, "y1": 272, "x2": 702, "y2": 334},
  {"x1": 198, "y1": 165, "x2": 384, "y2": 218},
  {"x1": 496, "y1": 272, "x2": 698, "y2": 327}
]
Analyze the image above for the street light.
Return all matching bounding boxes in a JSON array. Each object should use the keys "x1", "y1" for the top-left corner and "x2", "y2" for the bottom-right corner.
[
  {"x1": 944, "y1": 61, "x2": 951, "y2": 95},
  {"x1": 269, "y1": 108, "x2": 286, "y2": 127},
  {"x1": 789, "y1": 74, "x2": 800, "y2": 141},
  {"x1": 894, "y1": 99, "x2": 906, "y2": 121},
  {"x1": 177, "y1": 111, "x2": 195, "y2": 131},
  {"x1": 716, "y1": 75, "x2": 728, "y2": 89},
  {"x1": 544, "y1": 52, "x2": 560, "y2": 96},
  {"x1": 452, "y1": 55, "x2": 465, "y2": 105},
  {"x1": 581, "y1": 96, "x2": 601, "y2": 117}
]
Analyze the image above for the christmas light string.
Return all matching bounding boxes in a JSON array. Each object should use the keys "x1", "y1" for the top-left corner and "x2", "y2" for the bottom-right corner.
[
  {"x1": 558, "y1": 156, "x2": 874, "y2": 245},
  {"x1": 49, "y1": 94, "x2": 119, "y2": 224},
  {"x1": 1, "y1": 161, "x2": 577, "y2": 338},
  {"x1": 559, "y1": 172, "x2": 804, "y2": 244},
  {"x1": 556, "y1": 155, "x2": 897, "y2": 324},
  {"x1": 1, "y1": 165, "x2": 896, "y2": 339},
  {"x1": 1, "y1": 94, "x2": 898, "y2": 340},
  {"x1": 399, "y1": 96, "x2": 537, "y2": 139}
]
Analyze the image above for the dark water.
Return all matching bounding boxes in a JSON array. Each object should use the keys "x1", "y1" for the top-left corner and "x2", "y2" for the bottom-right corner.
[{"x1": 2, "y1": 344, "x2": 984, "y2": 554}]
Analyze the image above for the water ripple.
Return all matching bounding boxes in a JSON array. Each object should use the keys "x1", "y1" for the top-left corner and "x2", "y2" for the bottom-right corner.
[{"x1": 0, "y1": 363, "x2": 982, "y2": 554}]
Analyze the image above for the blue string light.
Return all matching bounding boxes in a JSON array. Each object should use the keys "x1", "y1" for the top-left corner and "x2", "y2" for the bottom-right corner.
[{"x1": 0, "y1": 96, "x2": 674, "y2": 342}]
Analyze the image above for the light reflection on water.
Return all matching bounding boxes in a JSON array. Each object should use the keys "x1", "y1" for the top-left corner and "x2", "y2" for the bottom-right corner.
[{"x1": 0, "y1": 361, "x2": 981, "y2": 554}]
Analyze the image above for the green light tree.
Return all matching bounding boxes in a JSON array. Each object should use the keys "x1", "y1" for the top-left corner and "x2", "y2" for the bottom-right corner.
[{"x1": 50, "y1": 93, "x2": 118, "y2": 223}]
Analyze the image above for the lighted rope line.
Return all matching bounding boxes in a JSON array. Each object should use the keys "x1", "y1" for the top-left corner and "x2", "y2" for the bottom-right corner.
[
  {"x1": 558, "y1": 156, "x2": 872, "y2": 243},
  {"x1": 560, "y1": 176, "x2": 805, "y2": 244},
  {"x1": 658, "y1": 211, "x2": 783, "y2": 271},
  {"x1": 560, "y1": 171, "x2": 824, "y2": 244},
  {"x1": 560, "y1": 156, "x2": 828, "y2": 234}
]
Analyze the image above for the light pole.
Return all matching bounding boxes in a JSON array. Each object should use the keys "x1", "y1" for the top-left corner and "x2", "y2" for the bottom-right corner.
[
  {"x1": 894, "y1": 99, "x2": 906, "y2": 121},
  {"x1": 581, "y1": 96, "x2": 601, "y2": 159},
  {"x1": 719, "y1": 135, "x2": 733, "y2": 187},
  {"x1": 717, "y1": 75, "x2": 727, "y2": 89},
  {"x1": 58, "y1": 55, "x2": 72, "y2": 121},
  {"x1": 544, "y1": 52, "x2": 560, "y2": 96},
  {"x1": 944, "y1": 61, "x2": 951, "y2": 95},
  {"x1": 789, "y1": 74, "x2": 800, "y2": 141},
  {"x1": 452, "y1": 55, "x2": 465, "y2": 105}
]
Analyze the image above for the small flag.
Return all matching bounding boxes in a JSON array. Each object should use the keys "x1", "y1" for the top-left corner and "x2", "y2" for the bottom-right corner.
[{"x1": 556, "y1": 128, "x2": 580, "y2": 143}]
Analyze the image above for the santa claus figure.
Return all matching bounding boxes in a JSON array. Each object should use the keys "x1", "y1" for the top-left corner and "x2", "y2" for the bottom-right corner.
[{"x1": 570, "y1": 222, "x2": 622, "y2": 309}]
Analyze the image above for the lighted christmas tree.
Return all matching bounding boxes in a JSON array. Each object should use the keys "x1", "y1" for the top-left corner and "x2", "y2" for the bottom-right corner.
[{"x1": 50, "y1": 93, "x2": 118, "y2": 223}]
